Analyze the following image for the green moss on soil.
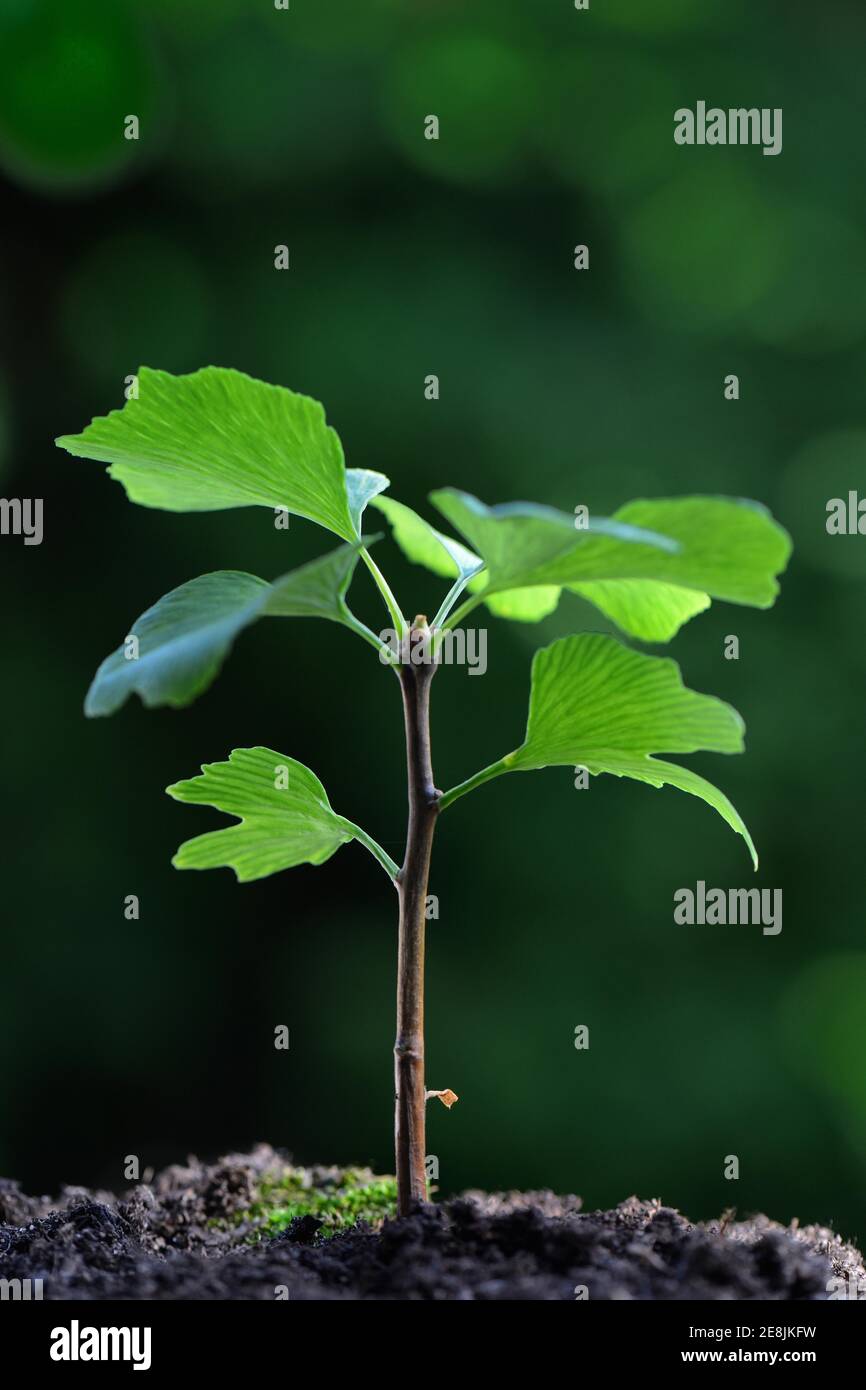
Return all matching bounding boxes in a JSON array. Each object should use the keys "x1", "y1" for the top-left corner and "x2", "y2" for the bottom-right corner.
[
  {"x1": 227, "y1": 1164, "x2": 397, "y2": 1240},
  {"x1": 255, "y1": 1168, "x2": 397, "y2": 1237}
]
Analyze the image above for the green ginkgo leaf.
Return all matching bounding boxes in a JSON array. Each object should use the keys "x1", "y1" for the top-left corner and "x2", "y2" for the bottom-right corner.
[
  {"x1": 371, "y1": 495, "x2": 483, "y2": 583},
  {"x1": 430, "y1": 491, "x2": 790, "y2": 641},
  {"x1": 375, "y1": 490, "x2": 678, "y2": 629},
  {"x1": 370, "y1": 495, "x2": 581, "y2": 625},
  {"x1": 439, "y1": 632, "x2": 757, "y2": 867},
  {"x1": 265, "y1": 540, "x2": 370, "y2": 623},
  {"x1": 480, "y1": 586, "x2": 563, "y2": 622},
  {"x1": 570, "y1": 496, "x2": 791, "y2": 608},
  {"x1": 85, "y1": 541, "x2": 371, "y2": 717},
  {"x1": 569, "y1": 579, "x2": 712, "y2": 642},
  {"x1": 167, "y1": 747, "x2": 398, "y2": 883},
  {"x1": 347, "y1": 469, "x2": 391, "y2": 534},
  {"x1": 56, "y1": 366, "x2": 382, "y2": 541},
  {"x1": 396, "y1": 490, "x2": 682, "y2": 628},
  {"x1": 431, "y1": 490, "x2": 677, "y2": 593},
  {"x1": 371, "y1": 495, "x2": 698, "y2": 633}
]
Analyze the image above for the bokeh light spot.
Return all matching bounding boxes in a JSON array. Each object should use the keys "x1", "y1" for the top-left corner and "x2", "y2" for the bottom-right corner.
[
  {"x1": 60, "y1": 231, "x2": 210, "y2": 389},
  {"x1": 0, "y1": 0, "x2": 160, "y2": 190}
]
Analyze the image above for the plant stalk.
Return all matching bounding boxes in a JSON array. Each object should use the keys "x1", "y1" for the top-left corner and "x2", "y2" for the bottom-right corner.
[
  {"x1": 394, "y1": 620, "x2": 439, "y2": 1215},
  {"x1": 361, "y1": 546, "x2": 406, "y2": 638}
]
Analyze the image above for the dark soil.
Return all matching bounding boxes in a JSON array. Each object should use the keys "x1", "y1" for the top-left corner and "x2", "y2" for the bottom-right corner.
[{"x1": 1, "y1": 1145, "x2": 861, "y2": 1301}]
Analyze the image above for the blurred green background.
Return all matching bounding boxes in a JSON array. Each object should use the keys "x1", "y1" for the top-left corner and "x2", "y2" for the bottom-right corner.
[{"x1": 1, "y1": 0, "x2": 865, "y2": 1245}]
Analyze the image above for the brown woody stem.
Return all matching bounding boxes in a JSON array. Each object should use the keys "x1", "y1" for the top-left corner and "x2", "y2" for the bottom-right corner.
[{"x1": 394, "y1": 619, "x2": 439, "y2": 1215}]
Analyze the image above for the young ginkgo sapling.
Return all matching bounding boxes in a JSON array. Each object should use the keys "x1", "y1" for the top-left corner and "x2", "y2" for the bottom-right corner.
[{"x1": 58, "y1": 366, "x2": 791, "y2": 1214}]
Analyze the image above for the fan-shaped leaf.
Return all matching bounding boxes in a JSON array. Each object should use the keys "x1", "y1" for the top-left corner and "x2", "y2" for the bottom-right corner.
[
  {"x1": 57, "y1": 366, "x2": 383, "y2": 541},
  {"x1": 167, "y1": 747, "x2": 398, "y2": 882},
  {"x1": 430, "y1": 491, "x2": 790, "y2": 641},
  {"x1": 440, "y1": 633, "x2": 757, "y2": 867},
  {"x1": 568, "y1": 579, "x2": 712, "y2": 642},
  {"x1": 86, "y1": 541, "x2": 368, "y2": 717},
  {"x1": 372, "y1": 495, "x2": 483, "y2": 583}
]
